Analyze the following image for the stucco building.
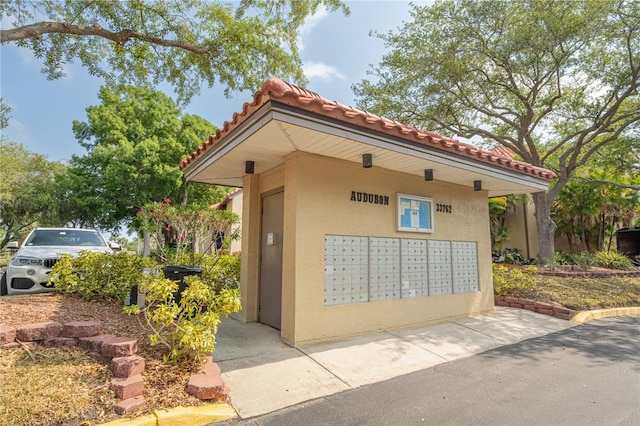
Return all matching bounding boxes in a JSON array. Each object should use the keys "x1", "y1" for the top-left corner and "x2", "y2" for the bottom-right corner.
[
  {"x1": 212, "y1": 188, "x2": 243, "y2": 254},
  {"x1": 181, "y1": 78, "x2": 555, "y2": 346}
]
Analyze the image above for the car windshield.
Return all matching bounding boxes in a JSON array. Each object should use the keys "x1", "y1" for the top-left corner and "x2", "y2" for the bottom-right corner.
[{"x1": 25, "y1": 230, "x2": 107, "y2": 247}]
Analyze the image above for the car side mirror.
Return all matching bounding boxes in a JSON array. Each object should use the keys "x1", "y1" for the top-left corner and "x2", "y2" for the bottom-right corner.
[
  {"x1": 109, "y1": 242, "x2": 122, "y2": 252},
  {"x1": 7, "y1": 241, "x2": 19, "y2": 250}
]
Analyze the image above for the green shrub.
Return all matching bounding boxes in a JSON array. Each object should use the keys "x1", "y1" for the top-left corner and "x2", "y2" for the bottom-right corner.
[
  {"x1": 202, "y1": 254, "x2": 240, "y2": 290},
  {"x1": 493, "y1": 264, "x2": 538, "y2": 296},
  {"x1": 572, "y1": 252, "x2": 594, "y2": 270},
  {"x1": 502, "y1": 248, "x2": 524, "y2": 264},
  {"x1": 50, "y1": 252, "x2": 155, "y2": 301},
  {"x1": 0, "y1": 249, "x2": 11, "y2": 268},
  {"x1": 138, "y1": 200, "x2": 239, "y2": 266},
  {"x1": 553, "y1": 250, "x2": 572, "y2": 266},
  {"x1": 593, "y1": 250, "x2": 634, "y2": 270},
  {"x1": 543, "y1": 250, "x2": 594, "y2": 269},
  {"x1": 150, "y1": 252, "x2": 241, "y2": 290},
  {"x1": 124, "y1": 273, "x2": 241, "y2": 362}
]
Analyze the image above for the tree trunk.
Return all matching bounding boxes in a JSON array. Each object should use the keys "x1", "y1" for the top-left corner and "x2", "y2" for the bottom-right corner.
[
  {"x1": 582, "y1": 217, "x2": 591, "y2": 253},
  {"x1": 531, "y1": 191, "x2": 556, "y2": 264},
  {"x1": 142, "y1": 229, "x2": 151, "y2": 257},
  {"x1": 606, "y1": 219, "x2": 616, "y2": 251},
  {"x1": 0, "y1": 233, "x2": 11, "y2": 250},
  {"x1": 181, "y1": 175, "x2": 188, "y2": 206}
]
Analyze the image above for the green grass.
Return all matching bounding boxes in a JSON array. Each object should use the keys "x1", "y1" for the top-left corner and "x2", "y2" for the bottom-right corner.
[{"x1": 508, "y1": 275, "x2": 640, "y2": 311}]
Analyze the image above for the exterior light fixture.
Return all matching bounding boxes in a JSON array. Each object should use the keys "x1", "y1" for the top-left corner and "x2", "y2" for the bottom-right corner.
[
  {"x1": 362, "y1": 153, "x2": 373, "y2": 169},
  {"x1": 473, "y1": 180, "x2": 482, "y2": 191},
  {"x1": 245, "y1": 161, "x2": 255, "y2": 174},
  {"x1": 424, "y1": 169, "x2": 434, "y2": 181}
]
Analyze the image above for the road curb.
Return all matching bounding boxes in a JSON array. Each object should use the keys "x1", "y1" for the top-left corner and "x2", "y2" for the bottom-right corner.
[
  {"x1": 100, "y1": 403, "x2": 237, "y2": 425},
  {"x1": 571, "y1": 307, "x2": 640, "y2": 324}
]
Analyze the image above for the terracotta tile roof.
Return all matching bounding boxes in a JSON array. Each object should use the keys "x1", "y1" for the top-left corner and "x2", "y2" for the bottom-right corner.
[
  {"x1": 211, "y1": 188, "x2": 243, "y2": 210},
  {"x1": 490, "y1": 145, "x2": 517, "y2": 159},
  {"x1": 180, "y1": 78, "x2": 556, "y2": 181}
]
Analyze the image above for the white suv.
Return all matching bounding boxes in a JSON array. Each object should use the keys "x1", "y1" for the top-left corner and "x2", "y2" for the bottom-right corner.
[{"x1": 1, "y1": 228, "x2": 116, "y2": 296}]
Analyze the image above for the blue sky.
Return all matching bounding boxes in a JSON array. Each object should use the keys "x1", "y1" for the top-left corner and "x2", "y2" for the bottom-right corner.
[{"x1": 1, "y1": 1, "x2": 417, "y2": 163}]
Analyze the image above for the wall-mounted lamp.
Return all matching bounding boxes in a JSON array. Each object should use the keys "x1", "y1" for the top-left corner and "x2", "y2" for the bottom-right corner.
[
  {"x1": 473, "y1": 180, "x2": 482, "y2": 191},
  {"x1": 362, "y1": 153, "x2": 373, "y2": 169},
  {"x1": 424, "y1": 169, "x2": 434, "y2": 181},
  {"x1": 245, "y1": 160, "x2": 255, "y2": 174}
]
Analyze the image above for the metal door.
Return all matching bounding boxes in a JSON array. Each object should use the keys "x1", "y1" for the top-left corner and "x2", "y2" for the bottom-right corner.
[{"x1": 259, "y1": 191, "x2": 284, "y2": 329}]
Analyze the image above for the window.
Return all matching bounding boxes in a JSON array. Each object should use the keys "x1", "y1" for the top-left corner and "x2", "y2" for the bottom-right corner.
[{"x1": 26, "y1": 230, "x2": 107, "y2": 247}]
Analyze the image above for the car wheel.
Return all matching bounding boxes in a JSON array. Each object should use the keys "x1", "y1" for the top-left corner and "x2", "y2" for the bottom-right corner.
[{"x1": 0, "y1": 272, "x2": 7, "y2": 296}]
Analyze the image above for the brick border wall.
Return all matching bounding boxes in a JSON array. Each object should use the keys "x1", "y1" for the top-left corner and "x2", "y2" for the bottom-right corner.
[
  {"x1": 0, "y1": 321, "x2": 146, "y2": 415},
  {"x1": 537, "y1": 269, "x2": 640, "y2": 278},
  {"x1": 0, "y1": 320, "x2": 228, "y2": 417},
  {"x1": 494, "y1": 295, "x2": 576, "y2": 320}
]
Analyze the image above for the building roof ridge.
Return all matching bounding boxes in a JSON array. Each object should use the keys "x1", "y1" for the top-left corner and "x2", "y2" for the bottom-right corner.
[{"x1": 180, "y1": 77, "x2": 556, "y2": 181}]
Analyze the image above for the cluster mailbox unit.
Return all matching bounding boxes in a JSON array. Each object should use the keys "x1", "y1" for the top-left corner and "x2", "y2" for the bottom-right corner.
[{"x1": 181, "y1": 78, "x2": 555, "y2": 346}]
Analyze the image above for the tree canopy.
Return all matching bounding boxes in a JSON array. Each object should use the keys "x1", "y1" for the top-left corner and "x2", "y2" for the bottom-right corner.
[
  {"x1": 1, "y1": 0, "x2": 348, "y2": 103},
  {"x1": 353, "y1": 0, "x2": 640, "y2": 262},
  {"x1": 584, "y1": 136, "x2": 640, "y2": 191},
  {"x1": 61, "y1": 85, "x2": 227, "y2": 232},
  {"x1": 551, "y1": 135, "x2": 640, "y2": 252},
  {"x1": 0, "y1": 141, "x2": 66, "y2": 247}
]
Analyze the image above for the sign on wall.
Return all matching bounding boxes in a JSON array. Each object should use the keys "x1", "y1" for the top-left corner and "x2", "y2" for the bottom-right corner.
[{"x1": 397, "y1": 193, "x2": 434, "y2": 233}]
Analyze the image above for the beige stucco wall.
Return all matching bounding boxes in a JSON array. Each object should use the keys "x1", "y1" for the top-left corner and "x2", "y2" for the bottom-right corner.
[
  {"x1": 240, "y1": 174, "x2": 261, "y2": 322},
  {"x1": 226, "y1": 192, "x2": 243, "y2": 254},
  {"x1": 503, "y1": 196, "x2": 575, "y2": 259},
  {"x1": 244, "y1": 151, "x2": 492, "y2": 345},
  {"x1": 503, "y1": 195, "x2": 540, "y2": 259},
  {"x1": 238, "y1": 166, "x2": 287, "y2": 323}
]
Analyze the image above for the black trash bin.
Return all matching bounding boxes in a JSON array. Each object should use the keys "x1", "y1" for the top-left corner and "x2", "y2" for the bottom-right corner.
[
  {"x1": 163, "y1": 265, "x2": 203, "y2": 304},
  {"x1": 616, "y1": 227, "x2": 640, "y2": 265}
]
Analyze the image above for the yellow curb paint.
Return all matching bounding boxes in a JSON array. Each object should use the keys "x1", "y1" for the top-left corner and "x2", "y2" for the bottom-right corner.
[
  {"x1": 155, "y1": 404, "x2": 237, "y2": 426},
  {"x1": 572, "y1": 307, "x2": 640, "y2": 324},
  {"x1": 99, "y1": 403, "x2": 237, "y2": 426},
  {"x1": 99, "y1": 413, "x2": 157, "y2": 426},
  {"x1": 570, "y1": 311, "x2": 592, "y2": 324}
]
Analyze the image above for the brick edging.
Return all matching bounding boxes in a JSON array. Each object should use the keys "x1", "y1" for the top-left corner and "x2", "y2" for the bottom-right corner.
[
  {"x1": 0, "y1": 320, "x2": 228, "y2": 415},
  {"x1": 0, "y1": 320, "x2": 146, "y2": 414},
  {"x1": 494, "y1": 295, "x2": 576, "y2": 320},
  {"x1": 537, "y1": 269, "x2": 640, "y2": 278}
]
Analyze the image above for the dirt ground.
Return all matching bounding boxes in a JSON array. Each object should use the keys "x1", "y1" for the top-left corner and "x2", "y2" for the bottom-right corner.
[{"x1": 0, "y1": 293, "x2": 207, "y2": 422}]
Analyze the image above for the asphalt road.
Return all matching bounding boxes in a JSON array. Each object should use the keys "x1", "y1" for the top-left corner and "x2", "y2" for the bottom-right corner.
[{"x1": 225, "y1": 316, "x2": 640, "y2": 426}]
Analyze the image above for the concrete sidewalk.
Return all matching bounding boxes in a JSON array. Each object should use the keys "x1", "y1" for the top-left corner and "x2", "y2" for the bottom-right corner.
[{"x1": 213, "y1": 307, "x2": 576, "y2": 419}]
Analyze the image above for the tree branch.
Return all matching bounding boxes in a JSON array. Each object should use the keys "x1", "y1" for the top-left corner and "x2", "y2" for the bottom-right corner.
[
  {"x1": 1, "y1": 21, "x2": 218, "y2": 56},
  {"x1": 583, "y1": 179, "x2": 640, "y2": 191}
]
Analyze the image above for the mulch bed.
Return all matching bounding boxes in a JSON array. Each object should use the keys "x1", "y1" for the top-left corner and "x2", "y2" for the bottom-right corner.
[{"x1": 0, "y1": 293, "x2": 207, "y2": 422}]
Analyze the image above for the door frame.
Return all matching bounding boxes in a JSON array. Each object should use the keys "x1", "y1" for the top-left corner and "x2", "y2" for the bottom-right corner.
[{"x1": 258, "y1": 188, "x2": 285, "y2": 329}]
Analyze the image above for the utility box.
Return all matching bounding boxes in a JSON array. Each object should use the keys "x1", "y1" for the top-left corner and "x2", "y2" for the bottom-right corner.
[
  {"x1": 616, "y1": 227, "x2": 640, "y2": 265},
  {"x1": 125, "y1": 284, "x2": 145, "y2": 308}
]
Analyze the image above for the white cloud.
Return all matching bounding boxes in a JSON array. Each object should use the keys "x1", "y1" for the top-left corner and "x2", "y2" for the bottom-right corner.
[
  {"x1": 302, "y1": 61, "x2": 347, "y2": 81},
  {"x1": 1, "y1": 14, "x2": 17, "y2": 30},
  {"x1": 59, "y1": 63, "x2": 74, "y2": 81},
  {"x1": 13, "y1": 44, "x2": 74, "y2": 81},
  {"x1": 297, "y1": 6, "x2": 328, "y2": 51},
  {"x1": 5, "y1": 117, "x2": 34, "y2": 144},
  {"x1": 13, "y1": 44, "x2": 36, "y2": 66}
]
